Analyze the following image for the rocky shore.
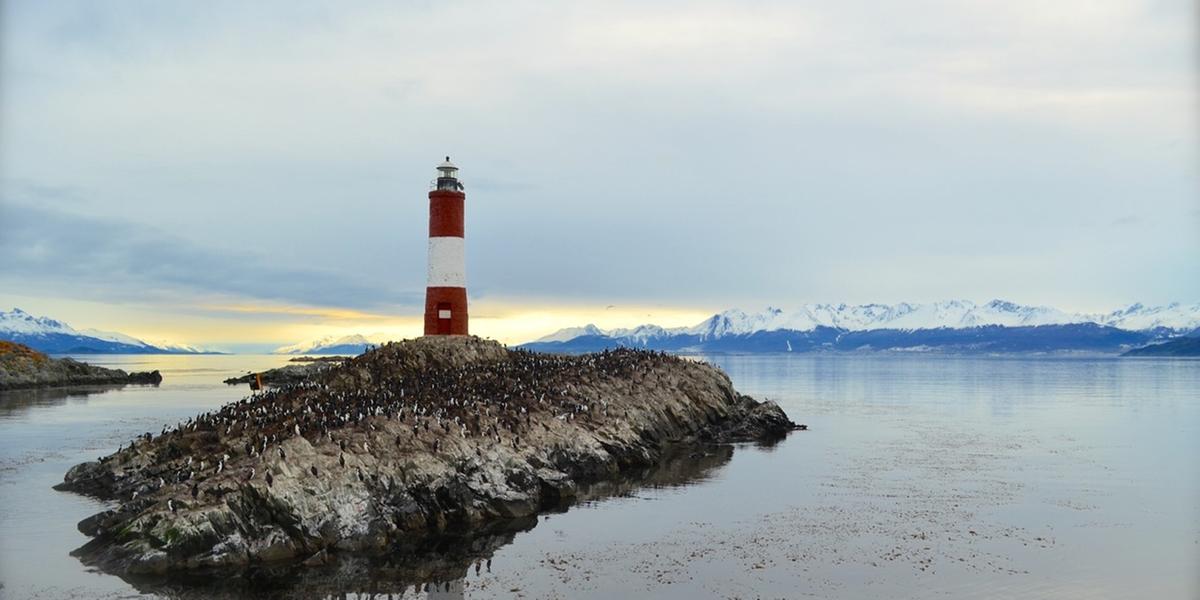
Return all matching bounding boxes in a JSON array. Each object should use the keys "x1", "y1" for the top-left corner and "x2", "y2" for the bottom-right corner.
[
  {"x1": 0, "y1": 341, "x2": 162, "y2": 391},
  {"x1": 57, "y1": 336, "x2": 798, "y2": 576},
  {"x1": 222, "y1": 362, "x2": 331, "y2": 388},
  {"x1": 108, "y1": 447, "x2": 737, "y2": 598}
]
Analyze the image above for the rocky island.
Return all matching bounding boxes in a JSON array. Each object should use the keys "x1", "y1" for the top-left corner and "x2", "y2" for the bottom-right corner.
[
  {"x1": 0, "y1": 341, "x2": 162, "y2": 391},
  {"x1": 222, "y1": 362, "x2": 332, "y2": 388},
  {"x1": 57, "y1": 336, "x2": 798, "y2": 577}
]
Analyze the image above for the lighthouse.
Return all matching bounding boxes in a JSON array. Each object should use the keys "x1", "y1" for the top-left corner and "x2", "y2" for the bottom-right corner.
[{"x1": 424, "y1": 157, "x2": 468, "y2": 336}]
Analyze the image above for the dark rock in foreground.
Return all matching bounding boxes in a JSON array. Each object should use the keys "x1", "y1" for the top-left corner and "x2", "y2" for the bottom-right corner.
[
  {"x1": 58, "y1": 336, "x2": 798, "y2": 576},
  {"x1": 0, "y1": 341, "x2": 162, "y2": 391},
  {"x1": 99, "y1": 447, "x2": 736, "y2": 599}
]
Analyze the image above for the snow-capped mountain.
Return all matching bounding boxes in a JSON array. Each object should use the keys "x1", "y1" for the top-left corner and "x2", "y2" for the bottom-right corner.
[
  {"x1": 533, "y1": 324, "x2": 608, "y2": 343},
  {"x1": 683, "y1": 300, "x2": 1119, "y2": 338},
  {"x1": 526, "y1": 300, "x2": 1200, "y2": 355},
  {"x1": 274, "y1": 334, "x2": 383, "y2": 355},
  {"x1": 0, "y1": 308, "x2": 214, "y2": 354}
]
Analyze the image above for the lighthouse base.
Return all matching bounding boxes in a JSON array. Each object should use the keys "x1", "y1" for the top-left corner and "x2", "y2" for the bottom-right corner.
[{"x1": 423, "y1": 287, "x2": 468, "y2": 336}]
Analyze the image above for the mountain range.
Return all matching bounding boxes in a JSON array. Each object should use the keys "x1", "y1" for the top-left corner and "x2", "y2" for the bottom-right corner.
[
  {"x1": 522, "y1": 300, "x2": 1200, "y2": 355},
  {"x1": 0, "y1": 308, "x2": 217, "y2": 354},
  {"x1": 9, "y1": 300, "x2": 1197, "y2": 356},
  {"x1": 274, "y1": 334, "x2": 379, "y2": 355}
]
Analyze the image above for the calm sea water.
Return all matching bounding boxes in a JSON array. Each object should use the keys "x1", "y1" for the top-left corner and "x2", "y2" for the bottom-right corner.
[{"x1": 0, "y1": 354, "x2": 1196, "y2": 599}]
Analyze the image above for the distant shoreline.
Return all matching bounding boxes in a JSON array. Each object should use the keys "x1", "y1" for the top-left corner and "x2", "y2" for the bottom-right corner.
[{"x1": 0, "y1": 342, "x2": 163, "y2": 391}]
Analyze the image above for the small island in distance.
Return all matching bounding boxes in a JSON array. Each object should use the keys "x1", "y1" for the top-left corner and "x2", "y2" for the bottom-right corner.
[{"x1": 0, "y1": 341, "x2": 162, "y2": 391}]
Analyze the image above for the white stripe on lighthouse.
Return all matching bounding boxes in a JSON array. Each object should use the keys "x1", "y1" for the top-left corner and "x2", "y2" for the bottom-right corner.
[{"x1": 427, "y1": 236, "x2": 466, "y2": 287}]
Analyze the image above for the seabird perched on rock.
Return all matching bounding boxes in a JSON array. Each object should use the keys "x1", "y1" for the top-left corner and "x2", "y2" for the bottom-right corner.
[{"x1": 310, "y1": 465, "x2": 319, "y2": 477}]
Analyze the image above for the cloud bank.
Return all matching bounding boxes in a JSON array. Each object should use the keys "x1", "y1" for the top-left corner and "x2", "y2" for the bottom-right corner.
[{"x1": 1, "y1": 0, "x2": 1196, "y2": 325}]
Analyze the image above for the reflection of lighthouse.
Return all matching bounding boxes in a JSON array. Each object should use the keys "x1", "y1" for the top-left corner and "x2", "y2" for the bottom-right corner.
[{"x1": 424, "y1": 157, "x2": 468, "y2": 336}]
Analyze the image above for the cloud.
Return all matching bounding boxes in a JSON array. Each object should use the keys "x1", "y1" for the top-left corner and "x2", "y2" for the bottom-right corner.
[
  {"x1": 0, "y1": 0, "x2": 1196, "y2": 317},
  {"x1": 0, "y1": 202, "x2": 420, "y2": 310}
]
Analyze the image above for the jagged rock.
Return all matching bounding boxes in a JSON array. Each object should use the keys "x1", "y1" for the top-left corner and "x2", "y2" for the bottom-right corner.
[
  {"x1": 223, "y1": 363, "x2": 329, "y2": 387},
  {"x1": 0, "y1": 340, "x2": 162, "y2": 390},
  {"x1": 57, "y1": 336, "x2": 799, "y2": 576}
]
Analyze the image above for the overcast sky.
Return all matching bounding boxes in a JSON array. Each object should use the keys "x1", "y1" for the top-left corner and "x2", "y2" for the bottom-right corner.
[{"x1": 1, "y1": 0, "x2": 1197, "y2": 348}]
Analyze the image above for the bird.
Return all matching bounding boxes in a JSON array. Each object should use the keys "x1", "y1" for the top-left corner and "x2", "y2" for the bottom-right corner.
[
  {"x1": 310, "y1": 465, "x2": 319, "y2": 477},
  {"x1": 168, "y1": 499, "x2": 176, "y2": 513}
]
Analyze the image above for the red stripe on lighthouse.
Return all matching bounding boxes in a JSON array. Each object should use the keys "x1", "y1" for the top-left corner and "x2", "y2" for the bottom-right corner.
[
  {"x1": 424, "y1": 286, "x2": 468, "y2": 335},
  {"x1": 428, "y1": 190, "x2": 465, "y2": 238}
]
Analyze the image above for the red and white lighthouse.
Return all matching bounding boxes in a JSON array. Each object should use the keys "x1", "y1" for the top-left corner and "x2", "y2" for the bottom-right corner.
[{"x1": 424, "y1": 157, "x2": 468, "y2": 336}]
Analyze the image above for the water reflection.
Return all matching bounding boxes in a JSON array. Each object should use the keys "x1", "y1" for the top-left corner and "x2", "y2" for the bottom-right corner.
[
  {"x1": 0, "y1": 383, "x2": 157, "y2": 417},
  {"x1": 108, "y1": 446, "x2": 735, "y2": 599}
]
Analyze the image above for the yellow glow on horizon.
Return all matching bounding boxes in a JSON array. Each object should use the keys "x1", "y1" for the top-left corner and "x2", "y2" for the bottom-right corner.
[
  {"x1": 200, "y1": 304, "x2": 399, "y2": 321},
  {"x1": 263, "y1": 303, "x2": 713, "y2": 347},
  {"x1": 0, "y1": 293, "x2": 715, "y2": 350},
  {"x1": 469, "y1": 305, "x2": 712, "y2": 345}
]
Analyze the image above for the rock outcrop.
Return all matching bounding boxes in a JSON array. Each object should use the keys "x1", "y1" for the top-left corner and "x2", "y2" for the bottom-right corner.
[
  {"x1": 105, "y1": 447, "x2": 737, "y2": 598},
  {"x1": 57, "y1": 336, "x2": 797, "y2": 576},
  {"x1": 0, "y1": 340, "x2": 162, "y2": 391},
  {"x1": 222, "y1": 362, "x2": 331, "y2": 387}
]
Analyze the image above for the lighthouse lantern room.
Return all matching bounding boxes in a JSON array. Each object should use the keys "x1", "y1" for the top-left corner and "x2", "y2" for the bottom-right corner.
[{"x1": 424, "y1": 157, "x2": 469, "y2": 336}]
